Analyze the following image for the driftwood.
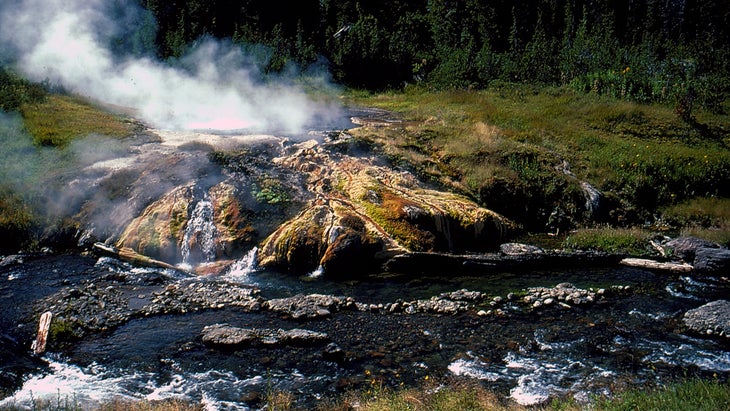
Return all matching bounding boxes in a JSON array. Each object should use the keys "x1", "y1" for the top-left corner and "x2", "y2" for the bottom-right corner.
[
  {"x1": 30, "y1": 311, "x2": 52, "y2": 355},
  {"x1": 620, "y1": 257, "x2": 693, "y2": 273},
  {"x1": 93, "y1": 242, "x2": 184, "y2": 272}
]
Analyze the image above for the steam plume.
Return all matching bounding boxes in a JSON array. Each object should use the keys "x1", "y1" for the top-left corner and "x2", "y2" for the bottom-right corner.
[{"x1": 0, "y1": 0, "x2": 334, "y2": 133}]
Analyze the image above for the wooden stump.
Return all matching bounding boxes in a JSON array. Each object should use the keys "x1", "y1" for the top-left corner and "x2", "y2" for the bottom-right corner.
[{"x1": 31, "y1": 311, "x2": 52, "y2": 355}]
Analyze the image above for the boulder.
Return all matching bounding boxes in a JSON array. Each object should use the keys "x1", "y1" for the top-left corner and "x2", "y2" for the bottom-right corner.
[
  {"x1": 693, "y1": 248, "x2": 730, "y2": 274},
  {"x1": 657, "y1": 236, "x2": 730, "y2": 274},
  {"x1": 683, "y1": 300, "x2": 730, "y2": 339},
  {"x1": 664, "y1": 237, "x2": 721, "y2": 262},
  {"x1": 263, "y1": 294, "x2": 354, "y2": 320},
  {"x1": 201, "y1": 324, "x2": 329, "y2": 348}
]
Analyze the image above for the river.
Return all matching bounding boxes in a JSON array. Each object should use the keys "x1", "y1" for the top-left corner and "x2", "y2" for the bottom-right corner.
[{"x1": 1, "y1": 251, "x2": 728, "y2": 409}]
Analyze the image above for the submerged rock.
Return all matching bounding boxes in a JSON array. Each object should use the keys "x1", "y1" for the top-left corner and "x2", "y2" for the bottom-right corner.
[{"x1": 683, "y1": 300, "x2": 730, "y2": 339}]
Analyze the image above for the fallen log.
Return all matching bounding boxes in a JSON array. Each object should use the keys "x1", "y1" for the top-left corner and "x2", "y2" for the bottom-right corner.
[
  {"x1": 93, "y1": 242, "x2": 187, "y2": 273},
  {"x1": 30, "y1": 311, "x2": 52, "y2": 355},
  {"x1": 620, "y1": 257, "x2": 693, "y2": 273}
]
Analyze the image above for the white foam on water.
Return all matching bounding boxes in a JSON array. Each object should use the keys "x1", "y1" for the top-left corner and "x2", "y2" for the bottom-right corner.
[
  {"x1": 0, "y1": 357, "x2": 332, "y2": 410},
  {"x1": 639, "y1": 338, "x2": 730, "y2": 372},
  {"x1": 0, "y1": 359, "x2": 142, "y2": 409},
  {"x1": 664, "y1": 284, "x2": 700, "y2": 300},
  {"x1": 224, "y1": 248, "x2": 259, "y2": 284},
  {"x1": 509, "y1": 375, "x2": 553, "y2": 406},
  {"x1": 306, "y1": 265, "x2": 324, "y2": 279},
  {"x1": 628, "y1": 308, "x2": 675, "y2": 321},
  {"x1": 534, "y1": 329, "x2": 585, "y2": 351},
  {"x1": 447, "y1": 358, "x2": 501, "y2": 381}
]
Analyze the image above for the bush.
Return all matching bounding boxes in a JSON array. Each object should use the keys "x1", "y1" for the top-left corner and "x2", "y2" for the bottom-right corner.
[{"x1": 0, "y1": 67, "x2": 46, "y2": 112}]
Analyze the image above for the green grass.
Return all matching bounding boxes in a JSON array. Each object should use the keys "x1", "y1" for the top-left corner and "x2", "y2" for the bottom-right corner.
[
  {"x1": 21, "y1": 95, "x2": 134, "y2": 147},
  {"x1": 594, "y1": 379, "x2": 730, "y2": 411},
  {"x1": 345, "y1": 85, "x2": 730, "y2": 231},
  {"x1": 3, "y1": 378, "x2": 727, "y2": 411},
  {"x1": 563, "y1": 227, "x2": 654, "y2": 255}
]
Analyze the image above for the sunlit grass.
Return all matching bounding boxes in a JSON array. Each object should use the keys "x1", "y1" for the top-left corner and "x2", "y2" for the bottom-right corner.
[
  {"x1": 345, "y1": 85, "x2": 730, "y2": 229},
  {"x1": 563, "y1": 227, "x2": 654, "y2": 255},
  {"x1": 2, "y1": 378, "x2": 726, "y2": 411},
  {"x1": 21, "y1": 94, "x2": 134, "y2": 147},
  {"x1": 594, "y1": 379, "x2": 730, "y2": 411}
]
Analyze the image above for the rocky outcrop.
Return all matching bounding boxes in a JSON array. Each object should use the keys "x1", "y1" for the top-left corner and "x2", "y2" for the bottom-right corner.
[
  {"x1": 257, "y1": 140, "x2": 513, "y2": 276},
  {"x1": 200, "y1": 324, "x2": 328, "y2": 349},
  {"x1": 263, "y1": 294, "x2": 356, "y2": 320},
  {"x1": 117, "y1": 182, "x2": 257, "y2": 266},
  {"x1": 116, "y1": 184, "x2": 193, "y2": 263},
  {"x1": 663, "y1": 237, "x2": 730, "y2": 275},
  {"x1": 683, "y1": 300, "x2": 730, "y2": 339}
]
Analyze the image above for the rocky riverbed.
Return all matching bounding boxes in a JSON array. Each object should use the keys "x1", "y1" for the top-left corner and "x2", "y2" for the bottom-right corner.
[{"x1": 2, "y1": 243, "x2": 729, "y2": 408}]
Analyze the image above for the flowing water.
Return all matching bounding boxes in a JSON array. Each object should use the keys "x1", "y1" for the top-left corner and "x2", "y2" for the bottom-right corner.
[
  {"x1": 1, "y1": 252, "x2": 728, "y2": 409},
  {"x1": 180, "y1": 195, "x2": 220, "y2": 269}
]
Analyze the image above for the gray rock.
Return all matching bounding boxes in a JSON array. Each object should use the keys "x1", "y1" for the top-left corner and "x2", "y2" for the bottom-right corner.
[
  {"x1": 683, "y1": 300, "x2": 730, "y2": 339},
  {"x1": 664, "y1": 237, "x2": 721, "y2": 262},
  {"x1": 264, "y1": 294, "x2": 349, "y2": 319},
  {"x1": 201, "y1": 324, "x2": 258, "y2": 347},
  {"x1": 500, "y1": 243, "x2": 545, "y2": 256},
  {"x1": 693, "y1": 248, "x2": 730, "y2": 274},
  {"x1": 201, "y1": 324, "x2": 329, "y2": 348}
]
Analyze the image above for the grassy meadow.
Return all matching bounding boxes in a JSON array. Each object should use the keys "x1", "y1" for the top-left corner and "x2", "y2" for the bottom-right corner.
[{"x1": 346, "y1": 85, "x2": 730, "y2": 243}]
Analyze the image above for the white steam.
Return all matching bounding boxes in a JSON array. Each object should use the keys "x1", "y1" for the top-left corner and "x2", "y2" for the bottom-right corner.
[{"x1": 0, "y1": 0, "x2": 333, "y2": 133}]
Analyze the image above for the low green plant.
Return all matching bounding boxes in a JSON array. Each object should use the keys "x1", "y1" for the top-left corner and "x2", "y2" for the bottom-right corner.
[
  {"x1": 346, "y1": 86, "x2": 730, "y2": 230},
  {"x1": 594, "y1": 379, "x2": 730, "y2": 411},
  {"x1": 254, "y1": 178, "x2": 290, "y2": 205},
  {"x1": 563, "y1": 227, "x2": 653, "y2": 255},
  {"x1": 661, "y1": 197, "x2": 730, "y2": 228}
]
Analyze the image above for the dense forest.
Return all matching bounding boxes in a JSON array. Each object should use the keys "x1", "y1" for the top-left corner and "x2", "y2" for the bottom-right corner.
[{"x1": 135, "y1": 0, "x2": 730, "y2": 112}]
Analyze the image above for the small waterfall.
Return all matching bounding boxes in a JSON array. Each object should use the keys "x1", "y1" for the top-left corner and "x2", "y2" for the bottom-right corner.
[
  {"x1": 580, "y1": 181, "x2": 602, "y2": 218},
  {"x1": 180, "y1": 195, "x2": 219, "y2": 267},
  {"x1": 306, "y1": 265, "x2": 324, "y2": 279},
  {"x1": 226, "y1": 247, "x2": 259, "y2": 280}
]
